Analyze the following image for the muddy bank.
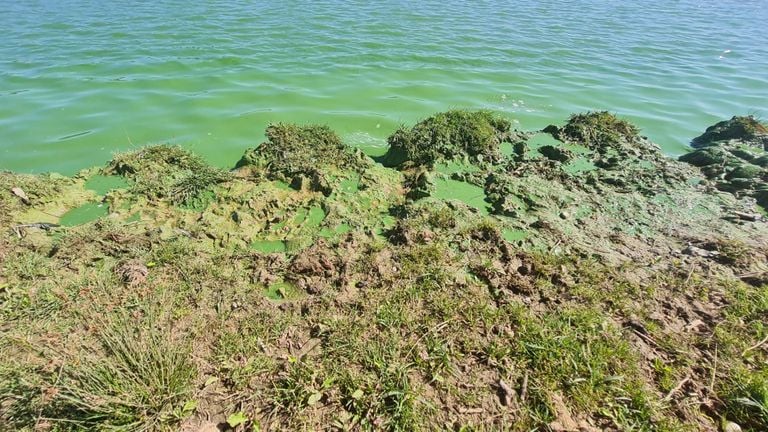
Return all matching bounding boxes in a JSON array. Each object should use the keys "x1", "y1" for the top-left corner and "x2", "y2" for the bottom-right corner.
[{"x1": 1, "y1": 112, "x2": 767, "y2": 431}]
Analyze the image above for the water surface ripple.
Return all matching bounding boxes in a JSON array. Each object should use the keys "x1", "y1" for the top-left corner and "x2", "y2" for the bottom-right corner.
[{"x1": 1, "y1": 0, "x2": 766, "y2": 173}]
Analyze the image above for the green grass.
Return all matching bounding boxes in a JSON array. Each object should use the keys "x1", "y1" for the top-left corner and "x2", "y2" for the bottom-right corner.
[
  {"x1": 722, "y1": 368, "x2": 768, "y2": 429},
  {"x1": 105, "y1": 145, "x2": 229, "y2": 206},
  {"x1": 53, "y1": 314, "x2": 196, "y2": 431},
  {"x1": 4, "y1": 211, "x2": 763, "y2": 431}
]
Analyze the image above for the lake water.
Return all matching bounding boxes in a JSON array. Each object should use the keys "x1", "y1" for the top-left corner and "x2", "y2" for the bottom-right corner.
[{"x1": 1, "y1": 0, "x2": 766, "y2": 174}]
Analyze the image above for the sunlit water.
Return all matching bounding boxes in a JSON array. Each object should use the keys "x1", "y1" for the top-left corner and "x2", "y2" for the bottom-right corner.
[{"x1": 1, "y1": 0, "x2": 766, "y2": 174}]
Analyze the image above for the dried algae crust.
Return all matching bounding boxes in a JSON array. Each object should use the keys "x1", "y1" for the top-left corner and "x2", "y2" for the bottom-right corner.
[{"x1": 1, "y1": 114, "x2": 767, "y2": 431}]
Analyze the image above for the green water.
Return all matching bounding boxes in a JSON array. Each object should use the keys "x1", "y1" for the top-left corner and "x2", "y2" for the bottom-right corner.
[
  {"x1": 59, "y1": 201, "x2": 109, "y2": 226},
  {"x1": 432, "y1": 177, "x2": 491, "y2": 216},
  {"x1": 250, "y1": 240, "x2": 287, "y2": 254},
  {"x1": 502, "y1": 229, "x2": 528, "y2": 243},
  {"x1": 84, "y1": 175, "x2": 130, "y2": 195},
  {"x1": 562, "y1": 158, "x2": 598, "y2": 175},
  {"x1": 1, "y1": 1, "x2": 766, "y2": 174},
  {"x1": 264, "y1": 281, "x2": 300, "y2": 301}
]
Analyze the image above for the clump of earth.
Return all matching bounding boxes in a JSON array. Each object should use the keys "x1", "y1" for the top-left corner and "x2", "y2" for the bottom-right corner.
[
  {"x1": 382, "y1": 110, "x2": 520, "y2": 168},
  {"x1": 237, "y1": 123, "x2": 370, "y2": 196},
  {"x1": 679, "y1": 115, "x2": 768, "y2": 208}
]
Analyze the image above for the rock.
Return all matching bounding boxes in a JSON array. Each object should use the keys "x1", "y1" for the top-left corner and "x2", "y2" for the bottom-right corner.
[
  {"x1": 722, "y1": 421, "x2": 742, "y2": 432},
  {"x1": 730, "y1": 211, "x2": 763, "y2": 222},
  {"x1": 547, "y1": 392, "x2": 580, "y2": 431},
  {"x1": 726, "y1": 163, "x2": 764, "y2": 181},
  {"x1": 692, "y1": 115, "x2": 768, "y2": 148},
  {"x1": 10, "y1": 187, "x2": 30, "y2": 205},
  {"x1": 682, "y1": 244, "x2": 720, "y2": 259},
  {"x1": 539, "y1": 145, "x2": 573, "y2": 163},
  {"x1": 680, "y1": 116, "x2": 768, "y2": 210},
  {"x1": 513, "y1": 141, "x2": 528, "y2": 158},
  {"x1": 756, "y1": 189, "x2": 768, "y2": 208},
  {"x1": 679, "y1": 147, "x2": 730, "y2": 167}
]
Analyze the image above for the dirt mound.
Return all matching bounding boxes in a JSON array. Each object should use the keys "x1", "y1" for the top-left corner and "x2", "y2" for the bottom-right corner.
[
  {"x1": 105, "y1": 145, "x2": 229, "y2": 205},
  {"x1": 382, "y1": 110, "x2": 514, "y2": 168},
  {"x1": 286, "y1": 240, "x2": 342, "y2": 294},
  {"x1": 236, "y1": 123, "x2": 368, "y2": 194}
]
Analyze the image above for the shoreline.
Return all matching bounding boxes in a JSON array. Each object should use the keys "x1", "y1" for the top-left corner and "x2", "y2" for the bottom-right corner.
[
  {"x1": 1, "y1": 111, "x2": 767, "y2": 430},
  {"x1": 0, "y1": 111, "x2": 731, "y2": 178}
]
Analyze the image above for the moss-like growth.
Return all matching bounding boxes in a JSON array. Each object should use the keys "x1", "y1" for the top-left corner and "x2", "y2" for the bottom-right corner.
[
  {"x1": 382, "y1": 110, "x2": 512, "y2": 167},
  {"x1": 236, "y1": 123, "x2": 366, "y2": 182},
  {"x1": 105, "y1": 145, "x2": 229, "y2": 205},
  {"x1": 553, "y1": 111, "x2": 640, "y2": 150},
  {"x1": 754, "y1": 155, "x2": 768, "y2": 168},
  {"x1": 680, "y1": 117, "x2": 768, "y2": 209},
  {"x1": 107, "y1": 145, "x2": 206, "y2": 177},
  {"x1": 678, "y1": 146, "x2": 731, "y2": 167},
  {"x1": 726, "y1": 164, "x2": 765, "y2": 181},
  {"x1": 692, "y1": 115, "x2": 768, "y2": 148}
]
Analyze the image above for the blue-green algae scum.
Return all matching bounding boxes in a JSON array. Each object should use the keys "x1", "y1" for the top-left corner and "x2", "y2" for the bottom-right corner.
[{"x1": 1, "y1": 0, "x2": 766, "y2": 174}]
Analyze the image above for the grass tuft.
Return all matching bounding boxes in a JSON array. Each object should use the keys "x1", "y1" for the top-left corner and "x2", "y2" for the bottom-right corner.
[
  {"x1": 236, "y1": 123, "x2": 366, "y2": 184},
  {"x1": 54, "y1": 315, "x2": 196, "y2": 431},
  {"x1": 105, "y1": 145, "x2": 229, "y2": 205},
  {"x1": 557, "y1": 111, "x2": 640, "y2": 149}
]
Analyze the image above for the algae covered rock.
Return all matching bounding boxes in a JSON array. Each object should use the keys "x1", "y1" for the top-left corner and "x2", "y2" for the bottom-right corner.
[
  {"x1": 678, "y1": 146, "x2": 730, "y2": 167},
  {"x1": 535, "y1": 113, "x2": 689, "y2": 195},
  {"x1": 680, "y1": 116, "x2": 768, "y2": 208},
  {"x1": 538, "y1": 145, "x2": 573, "y2": 163},
  {"x1": 236, "y1": 123, "x2": 367, "y2": 192},
  {"x1": 692, "y1": 115, "x2": 768, "y2": 148},
  {"x1": 382, "y1": 110, "x2": 513, "y2": 167}
]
